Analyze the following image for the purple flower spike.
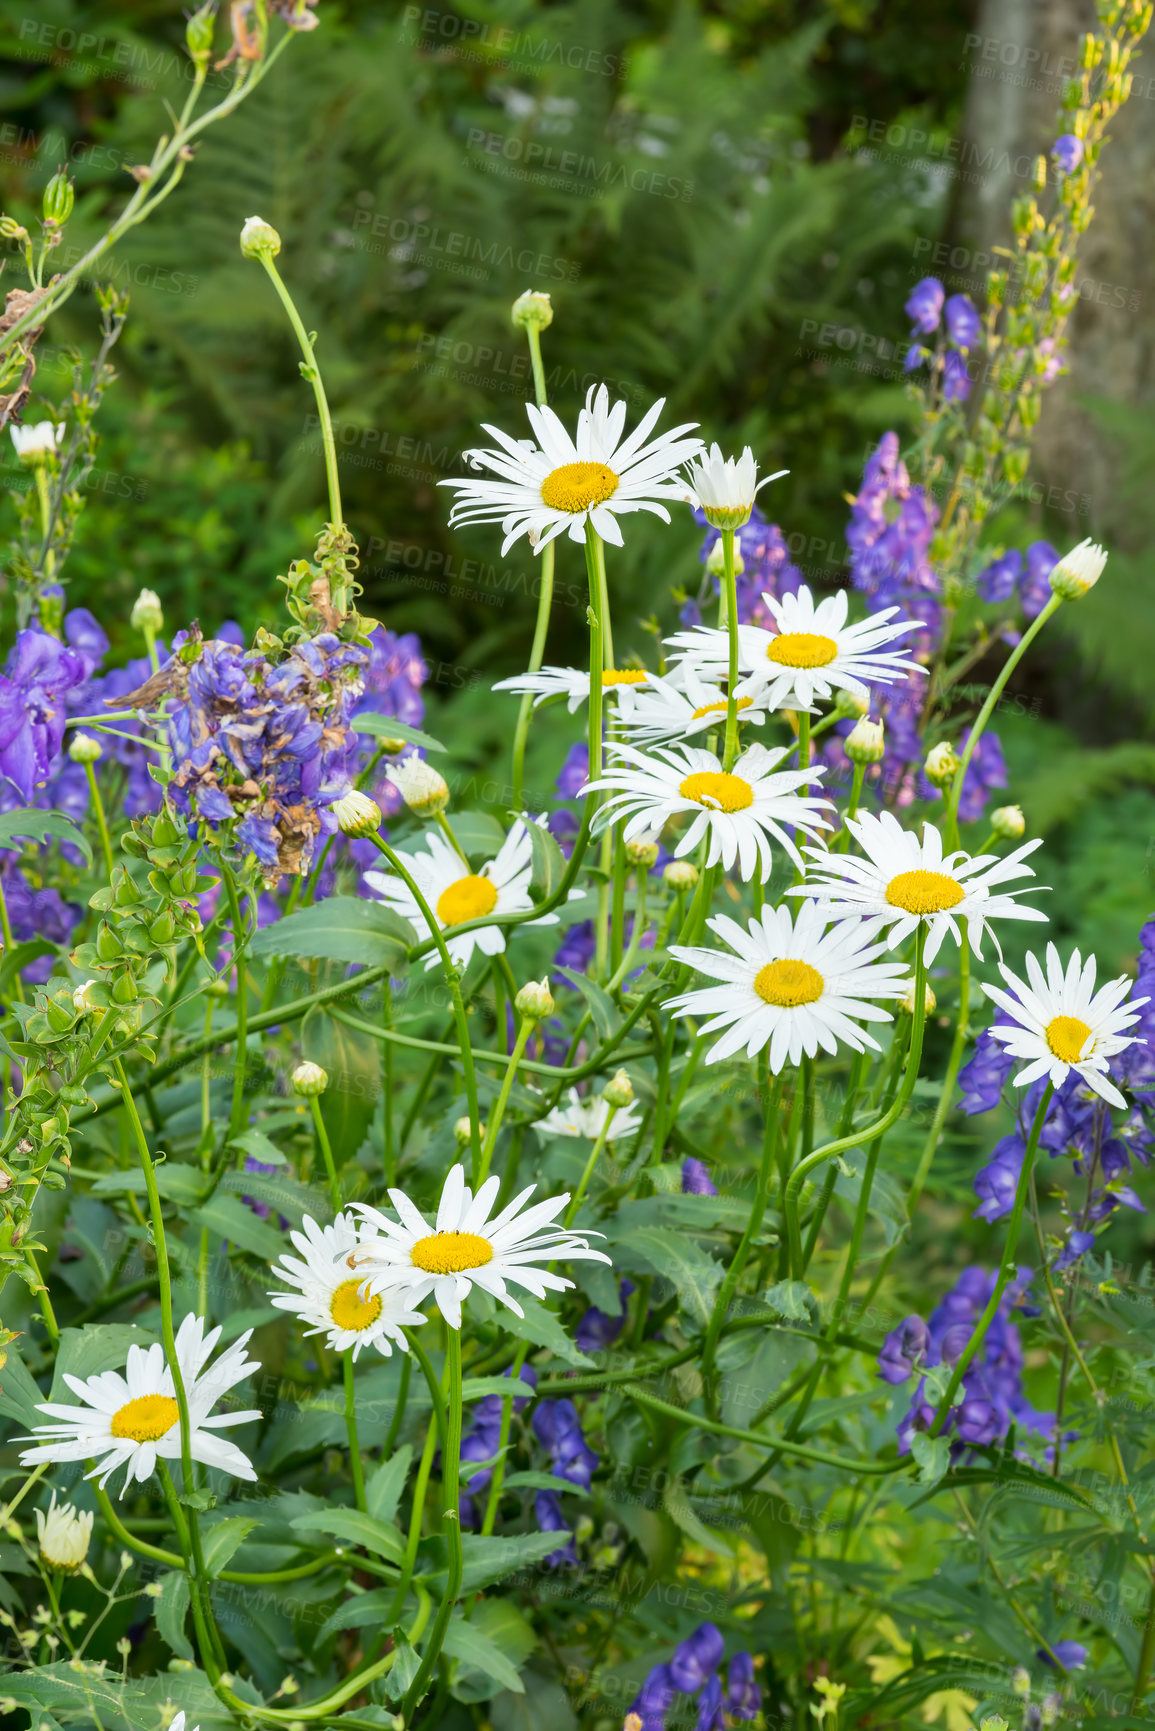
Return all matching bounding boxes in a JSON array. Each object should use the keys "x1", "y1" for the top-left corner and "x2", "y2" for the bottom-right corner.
[
  {"x1": 905, "y1": 276, "x2": 945, "y2": 335},
  {"x1": 878, "y1": 1316, "x2": 931, "y2": 1384},
  {"x1": 958, "y1": 1029, "x2": 1018, "y2": 1115},
  {"x1": 1052, "y1": 134, "x2": 1084, "y2": 173},
  {"x1": 944, "y1": 293, "x2": 981, "y2": 350},
  {"x1": 1040, "y1": 1640, "x2": 1088, "y2": 1670},
  {"x1": 942, "y1": 349, "x2": 972, "y2": 402},
  {"x1": 973, "y1": 1135, "x2": 1027, "y2": 1223},
  {"x1": 1021, "y1": 541, "x2": 1059, "y2": 619},
  {"x1": 975, "y1": 550, "x2": 1023, "y2": 604},
  {"x1": 696, "y1": 1673, "x2": 725, "y2": 1731},
  {"x1": 682, "y1": 1157, "x2": 718, "y2": 1196},
  {"x1": 726, "y1": 1652, "x2": 761, "y2": 1721},
  {"x1": 669, "y1": 1623, "x2": 725, "y2": 1694}
]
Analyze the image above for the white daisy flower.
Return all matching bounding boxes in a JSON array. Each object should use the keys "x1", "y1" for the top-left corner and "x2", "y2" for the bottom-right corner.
[
  {"x1": 980, "y1": 943, "x2": 1148, "y2": 1110},
  {"x1": 665, "y1": 583, "x2": 923, "y2": 711},
  {"x1": 532, "y1": 1086, "x2": 645, "y2": 1142},
  {"x1": 35, "y1": 1492, "x2": 93, "y2": 1570},
  {"x1": 268, "y1": 1213, "x2": 428, "y2": 1358},
  {"x1": 18, "y1": 1316, "x2": 261, "y2": 1497},
  {"x1": 683, "y1": 443, "x2": 787, "y2": 530},
  {"x1": 348, "y1": 1165, "x2": 611, "y2": 1332},
  {"x1": 492, "y1": 664, "x2": 653, "y2": 715},
  {"x1": 619, "y1": 666, "x2": 778, "y2": 746},
  {"x1": 440, "y1": 383, "x2": 704, "y2": 556},
  {"x1": 666, "y1": 901, "x2": 909, "y2": 1070},
  {"x1": 586, "y1": 740, "x2": 831, "y2": 881},
  {"x1": 10, "y1": 421, "x2": 64, "y2": 461},
  {"x1": 791, "y1": 810, "x2": 1047, "y2": 965},
  {"x1": 169, "y1": 1715, "x2": 200, "y2": 1731},
  {"x1": 364, "y1": 818, "x2": 558, "y2": 971}
]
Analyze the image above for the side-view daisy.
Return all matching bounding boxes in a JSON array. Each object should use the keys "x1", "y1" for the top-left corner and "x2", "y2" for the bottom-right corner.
[
  {"x1": 792, "y1": 810, "x2": 1047, "y2": 963},
  {"x1": 19, "y1": 1316, "x2": 261, "y2": 1496},
  {"x1": 618, "y1": 666, "x2": 778, "y2": 746},
  {"x1": 665, "y1": 583, "x2": 923, "y2": 710},
  {"x1": 440, "y1": 383, "x2": 704, "y2": 555},
  {"x1": 364, "y1": 818, "x2": 557, "y2": 970},
  {"x1": 683, "y1": 443, "x2": 787, "y2": 530},
  {"x1": 666, "y1": 902, "x2": 909, "y2": 1070},
  {"x1": 348, "y1": 1164, "x2": 611, "y2": 1331},
  {"x1": 533, "y1": 1086, "x2": 645, "y2": 1142},
  {"x1": 492, "y1": 664, "x2": 653, "y2": 715},
  {"x1": 586, "y1": 741, "x2": 831, "y2": 880},
  {"x1": 980, "y1": 944, "x2": 1147, "y2": 1109},
  {"x1": 268, "y1": 1213, "x2": 428, "y2": 1357}
]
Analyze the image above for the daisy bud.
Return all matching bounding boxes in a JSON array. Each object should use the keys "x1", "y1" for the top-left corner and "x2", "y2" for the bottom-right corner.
[
  {"x1": 42, "y1": 169, "x2": 75, "y2": 227},
  {"x1": 1011, "y1": 1669, "x2": 1031, "y2": 1698},
  {"x1": 291, "y1": 1061, "x2": 328, "y2": 1097},
  {"x1": 240, "y1": 215, "x2": 281, "y2": 261},
  {"x1": 833, "y1": 685, "x2": 870, "y2": 720},
  {"x1": 625, "y1": 833, "x2": 660, "y2": 868},
  {"x1": 990, "y1": 803, "x2": 1025, "y2": 839},
  {"x1": 331, "y1": 789, "x2": 382, "y2": 839},
  {"x1": 10, "y1": 421, "x2": 63, "y2": 464},
  {"x1": 923, "y1": 741, "x2": 959, "y2": 788},
  {"x1": 511, "y1": 289, "x2": 553, "y2": 331},
  {"x1": 72, "y1": 980, "x2": 100, "y2": 1014},
  {"x1": 686, "y1": 444, "x2": 784, "y2": 532},
  {"x1": 897, "y1": 980, "x2": 936, "y2": 1017},
  {"x1": 602, "y1": 1070, "x2": 634, "y2": 1110},
  {"x1": 454, "y1": 1115, "x2": 484, "y2": 1146},
  {"x1": 1049, "y1": 536, "x2": 1107, "y2": 600},
  {"x1": 624, "y1": 1717, "x2": 644, "y2": 1731},
  {"x1": 378, "y1": 736, "x2": 408, "y2": 754},
  {"x1": 705, "y1": 539, "x2": 745, "y2": 578},
  {"x1": 845, "y1": 717, "x2": 885, "y2": 765},
  {"x1": 664, "y1": 860, "x2": 699, "y2": 892},
  {"x1": 35, "y1": 1495, "x2": 93, "y2": 1572},
  {"x1": 515, "y1": 977, "x2": 555, "y2": 1022},
  {"x1": 143, "y1": 1580, "x2": 164, "y2": 1598},
  {"x1": 385, "y1": 752, "x2": 450, "y2": 817},
  {"x1": 130, "y1": 587, "x2": 164, "y2": 636},
  {"x1": 68, "y1": 733, "x2": 102, "y2": 765}
]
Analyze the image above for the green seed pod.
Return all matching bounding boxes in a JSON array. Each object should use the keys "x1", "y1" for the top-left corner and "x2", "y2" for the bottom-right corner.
[
  {"x1": 42, "y1": 169, "x2": 74, "y2": 226},
  {"x1": 96, "y1": 924, "x2": 123, "y2": 962}
]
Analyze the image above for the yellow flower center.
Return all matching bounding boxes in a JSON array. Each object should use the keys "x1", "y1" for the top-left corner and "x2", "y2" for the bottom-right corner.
[
  {"x1": 330, "y1": 1278, "x2": 384, "y2": 1333},
  {"x1": 540, "y1": 461, "x2": 620, "y2": 514},
  {"x1": 754, "y1": 958, "x2": 825, "y2": 1007},
  {"x1": 766, "y1": 631, "x2": 839, "y2": 669},
  {"x1": 884, "y1": 869, "x2": 965, "y2": 915},
  {"x1": 436, "y1": 874, "x2": 498, "y2": 927},
  {"x1": 410, "y1": 1231, "x2": 495, "y2": 1274},
  {"x1": 109, "y1": 1393, "x2": 179, "y2": 1443},
  {"x1": 602, "y1": 669, "x2": 649, "y2": 687},
  {"x1": 1046, "y1": 1014, "x2": 1093, "y2": 1064},
  {"x1": 691, "y1": 696, "x2": 754, "y2": 720},
  {"x1": 677, "y1": 771, "x2": 754, "y2": 813}
]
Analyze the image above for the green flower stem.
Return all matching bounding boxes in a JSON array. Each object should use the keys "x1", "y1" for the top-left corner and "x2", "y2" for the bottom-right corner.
[
  {"x1": 797, "y1": 708, "x2": 811, "y2": 771},
  {"x1": 383, "y1": 1351, "x2": 412, "y2": 1459},
  {"x1": 801, "y1": 1048, "x2": 869, "y2": 1270},
  {"x1": 25, "y1": 1247, "x2": 59, "y2": 1343},
  {"x1": 157, "y1": 1459, "x2": 227, "y2": 1674},
  {"x1": 607, "y1": 872, "x2": 648, "y2": 993},
  {"x1": 942, "y1": 593, "x2": 1061, "y2": 848},
  {"x1": 701, "y1": 1061, "x2": 785, "y2": 1417},
  {"x1": 406, "y1": 1329, "x2": 449, "y2": 1455},
  {"x1": 256, "y1": 255, "x2": 344, "y2": 562},
  {"x1": 83, "y1": 762, "x2": 115, "y2": 878},
  {"x1": 309, "y1": 1095, "x2": 341, "y2": 1210},
  {"x1": 382, "y1": 977, "x2": 396, "y2": 1187},
  {"x1": 402, "y1": 1326, "x2": 464, "y2": 1724},
  {"x1": 478, "y1": 1339, "x2": 531, "y2": 1542},
  {"x1": 720, "y1": 529, "x2": 741, "y2": 769},
  {"x1": 783, "y1": 930, "x2": 927, "y2": 1279},
  {"x1": 219, "y1": 862, "x2": 251, "y2": 1148},
  {"x1": 476, "y1": 1016, "x2": 534, "y2": 1187},
  {"x1": 623, "y1": 1383, "x2": 908, "y2": 1477},
  {"x1": 343, "y1": 1353, "x2": 368, "y2": 1513},
  {"x1": 388, "y1": 1416, "x2": 438, "y2": 1626},
  {"x1": 510, "y1": 313, "x2": 555, "y2": 810},
  {"x1": 0, "y1": 874, "x2": 25, "y2": 1005},
  {"x1": 563, "y1": 1105, "x2": 620, "y2": 1229},
  {"x1": 92, "y1": 1480, "x2": 354, "y2": 1584},
  {"x1": 928, "y1": 1080, "x2": 1054, "y2": 1437},
  {"x1": 327, "y1": 1009, "x2": 652, "y2": 1083},
  {"x1": 366, "y1": 832, "x2": 481, "y2": 1176},
  {"x1": 835, "y1": 762, "x2": 867, "y2": 851},
  {"x1": 197, "y1": 995, "x2": 216, "y2": 1316},
  {"x1": 0, "y1": 1463, "x2": 46, "y2": 1524}
]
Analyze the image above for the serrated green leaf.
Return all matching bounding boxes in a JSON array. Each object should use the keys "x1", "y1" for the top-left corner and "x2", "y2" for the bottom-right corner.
[
  {"x1": 316, "y1": 1585, "x2": 396, "y2": 1642},
  {"x1": 910, "y1": 1432, "x2": 951, "y2": 1487},
  {"x1": 249, "y1": 897, "x2": 415, "y2": 970},
  {"x1": 501, "y1": 1470, "x2": 591, "y2": 1499},
  {"x1": 527, "y1": 820, "x2": 566, "y2": 900},
  {"x1": 366, "y1": 1444, "x2": 413, "y2": 1527},
  {"x1": 461, "y1": 1377, "x2": 538, "y2": 1403},
  {"x1": 51, "y1": 1324, "x2": 156, "y2": 1402},
  {"x1": 291, "y1": 1507, "x2": 405, "y2": 1564},
  {"x1": 497, "y1": 1294, "x2": 594, "y2": 1368},
  {"x1": 153, "y1": 1570, "x2": 193, "y2": 1660},
  {"x1": 763, "y1": 1279, "x2": 815, "y2": 1323},
  {"x1": 0, "y1": 807, "x2": 92, "y2": 865},
  {"x1": 556, "y1": 967, "x2": 621, "y2": 1041},
  {"x1": 201, "y1": 1516, "x2": 259, "y2": 1577},
  {"x1": 0, "y1": 1343, "x2": 46, "y2": 1431},
  {"x1": 443, "y1": 1607, "x2": 527, "y2": 1696},
  {"x1": 617, "y1": 1226, "x2": 722, "y2": 1325}
]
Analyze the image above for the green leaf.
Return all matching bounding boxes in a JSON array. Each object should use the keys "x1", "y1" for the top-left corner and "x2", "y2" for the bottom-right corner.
[
  {"x1": 0, "y1": 807, "x2": 92, "y2": 865},
  {"x1": 438, "y1": 1530, "x2": 568, "y2": 1593},
  {"x1": 383, "y1": 1627, "x2": 421, "y2": 1702},
  {"x1": 219, "y1": 1166, "x2": 333, "y2": 1228},
  {"x1": 301, "y1": 1004, "x2": 379, "y2": 1167},
  {"x1": 91, "y1": 1164, "x2": 211, "y2": 1207},
  {"x1": 556, "y1": 967, "x2": 621, "y2": 1041},
  {"x1": 228, "y1": 1128, "x2": 288, "y2": 1166},
  {"x1": 188, "y1": 1193, "x2": 287, "y2": 1263},
  {"x1": 154, "y1": 1570, "x2": 193, "y2": 1660},
  {"x1": 527, "y1": 820, "x2": 567, "y2": 900},
  {"x1": 249, "y1": 897, "x2": 415, "y2": 970},
  {"x1": 316, "y1": 1585, "x2": 396, "y2": 1642},
  {"x1": 351, "y1": 712, "x2": 447, "y2": 753},
  {"x1": 443, "y1": 1607, "x2": 527, "y2": 1697},
  {"x1": 662, "y1": 1480, "x2": 734, "y2": 1557},
  {"x1": 910, "y1": 1432, "x2": 951, "y2": 1487},
  {"x1": 446, "y1": 809, "x2": 508, "y2": 862},
  {"x1": 290, "y1": 1507, "x2": 405, "y2": 1564},
  {"x1": 460, "y1": 1377, "x2": 539, "y2": 1403},
  {"x1": 763, "y1": 1279, "x2": 816, "y2": 1323},
  {"x1": 0, "y1": 1343, "x2": 46, "y2": 1431},
  {"x1": 365, "y1": 1444, "x2": 413, "y2": 1526},
  {"x1": 51, "y1": 1324, "x2": 156, "y2": 1402},
  {"x1": 619, "y1": 1226, "x2": 723, "y2": 1325},
  {"x1": 501, "y1": 1470, "x2": 591, "y2": 1499},
  {"x1": 201, "y1": 1516, "x2": 259, "y2": 1577},
  {"x1": 498, "y1": 1294, "x2": 594, "y2": 1368}
]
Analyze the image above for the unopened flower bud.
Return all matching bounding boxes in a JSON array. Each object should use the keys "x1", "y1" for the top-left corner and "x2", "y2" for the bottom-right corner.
[
  {"x1": 454, "y1": 1116, "x2": 483, "y2": 1146},
  {"x1": 515, "y1": 977, "x2": 554, "y2": 1021},
  {"x1": 1011, "y1": 1668, "x2": 1031, "y2": 1699},
  {"x1": 511, "y1": 289, "x2": 553, "y2": 331},
  {"x1": 924, "y1": 741, "x2": 959, "y2": 788},
  {"x1": 10, "y1": 421, "x2": 63, "y2": 463},
  {"x1": 42, "y1": 170, "x2": 74, "y2": 227},
  {"x1": 705, "y1": 539, "x2": 745, "y2": 578},
  {"x1": 36, "y1": 1495, "x2": 93, "y2": 1571},
  {"x1": 68, "y1": 733, "x2": 102, "y2": 765},
  {"x1": 602, "y1": 1070, "x2": 634, "y2": 1110},
  {"x1": 625, "y1": 833, "x2": 660, "y2": 868},
  {"x1": 331, "y1": 789, "x2": 381, "y2": 839},
  {"x1": 131, "y1": 587, "x2": 164, "y2": 636},
  {"x1": 185, "y1": 0, "x2": 216, "y2": 65},
  {"x1": 291, "y1": 1061, "x2": 328, "y2": 1097},
  {"x1": 1040, "y1": 1693, "x2": 1062, "y2": 1726},
  {"x1": 990, "y1": 804, "x2": 1025, "y2": 839},
  {"x1": 240, "y1": 215, "x2": 281, "y2": 261},
  {"x1": 385, "y1": 752, "x2": 449, "y2": 817},
  {"x1": 833, "y1": 685, "x2": 870, "y2": 720},
  {"x1": 72, "y1": 980, "x2": 99, "y2": 1014},
  {"x1": 1049, "y1": 536, "x2": 1107, "y2": 600},
  {"x1": 898, "y1": 980, "x2": 936, "y2": 1017},
  {"x1": 664, "y1": 859, "x2": 699, "y2": 892},
  {"x1": 0, "y1": 215, "x2": 29, "y2": 243},
  {"x1": 845, "y1": 717, "x2": 884, "y2": 764}
]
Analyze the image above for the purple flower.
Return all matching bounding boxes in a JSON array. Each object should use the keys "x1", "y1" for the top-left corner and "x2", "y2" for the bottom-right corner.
[
  {"x1": 0, "y1": 630, "x2": 89, "y2": 798},
  {"x1": 533, "y1": 1398, "x2": 598, "y2": 1490},
  {"x1": 682, "y1": 1157, "x2": 717, "y2": 1196},
  {"x1": 574, "y1": 1278, "x2": 635, "y2": 1353},
  {"x1": 905, "y1": 276, "x2": 944, "y2": 335},
  {"x1": 944, "y1": 293, "x2": 981, "y2": 351},
  {"x1": 725, "y1": 1653, "x2": 761, "y2": 1721},
  {"x1": 631, "y1": 1663, "x2": 676, "y2": 1731},
  {"x1": 878, "y1": 1316, "x2": 930, "y2": 1384},
  {"x1": 1021, "y1": 541, "x2": 1059, "y2": 619},
  {"x1": 692, "y1": 509, "x2": 802, "y2": 632},
  {"x1": 1054, "y1": 1229, "x2": 1096, "y2": 1271},
  {"x1": 975, "y1": 550, "x2": 1023, "y2": 604},
  {"x1": 0, "y1": 862, "x2": 82, "y2": 984},
  {"x1": 1040, "y1": 1640, "x2": 1087, "y2": 1670},
  {"x1": 696, "y1": 1673, "x2": 724, "y2": 1731},
  {"x1": 534, "y1": 1490, "x2": 576, "y2": 1566},
  {"x1": 1052, "y1": 134, "x2": 1084, "y2": 174},
  {"x1": 942, "y1": 349, "x2": 972, "y2": 402},
  {"x1": 668, "y1": 1623, "x2": 725, "y2": 1694},
  {"x1": 954, "y1": 728, "x2": 1007, "y2": 825},
  {"x1": 974, "y1": 1134, "x2": 1027, "y2": 1223},
  {"x1": 903, "y1": 343, "x2": 930, "y2": 373},
  {"x1": 958, "y1": 1029, "x2": 1017, "y2": 1115}
]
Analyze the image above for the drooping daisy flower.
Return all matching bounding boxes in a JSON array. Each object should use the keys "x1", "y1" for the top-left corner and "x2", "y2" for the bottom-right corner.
[
  {"x1": 348, "y1": 1165, "x2": 611, "y2": 1331},
  {"x1": 665, "y1": 584, "x2": 922, "y2": 711},
  {"x1": 35, "y1": 1492, "x2": 93, "y2": 1570},
  {"x1": 683, "y1": 443, "x2": 787, "y2": 530},
  {"x1": 268, "y1": 1213, "x2": 428, "y2": 1358},
  {"x1": 586, "y1": 741, "x2": 831, "y2": 880},
  {"x1": 618, "y1": 666, "x2": 778, "y2": 746},
  {"x1": 666, "y1": 902, "x2": 909, "y2": 1070},
  {"x1": 980, "y1": 944, "x2": 1147, "y2": 1109},
  {"x1": 19, "y1": 1316, "x2": 261, "y2": 1497},
  {"x1": 440, "y1": 383, "x2": 704, "y2": 555},
  {"x1": 792, "y1": 810, "x2": 1047, "y2": 964},
  {"x1": 532, "y1": 1086, "x2": 645, "y2": 1142},
  {"x1": 10, "y1": 421, "x2": 64, "y2": 462},
  {"x1": 364, "y1": 818, "x2": 558, "y2": 970},
  {"x1": 492, "y1": 664, "x2": 653, "y2": 716}
]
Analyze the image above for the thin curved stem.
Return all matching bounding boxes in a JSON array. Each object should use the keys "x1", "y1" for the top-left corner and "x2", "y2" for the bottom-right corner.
[{"x1": 402, "y1": 1328, "x2": 463, "y2": 1722}]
